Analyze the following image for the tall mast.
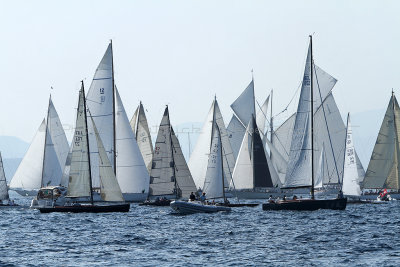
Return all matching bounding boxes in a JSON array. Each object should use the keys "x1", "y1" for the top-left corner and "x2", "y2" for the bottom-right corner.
[
  {"x1": 341, "y1": 113, "x2": 350, "y2": 187},
  {"x1": 41, "y1": 96, "x2": 51, "y2": 188},
  {"x1": 210, "y1": 95, "x2": 217, "y2": 154},
  {"x1": 217, "y1": 125, "x2": 226, "y2": 202},
  {"x1": 310, "y1": 35, "x2": 315, "y2": 200},
  {"x1": 82, "y1": 81, "x2": 94, "y2": 205},
  {"x1": 166, "y1": 106, "x2": 179, "y2": 199},
  {"x1": 136, "y1": 101, "x2": 141, "y2": 136},
  {"x1": 251, "y1": 116, "x2": 256, "y2": 190},
  {"x1": 110, "y1": 40, "x2": 117, "y2": 175},
  {"x1": 270, "y1": 89, "x2": 273, "y2": 159}
]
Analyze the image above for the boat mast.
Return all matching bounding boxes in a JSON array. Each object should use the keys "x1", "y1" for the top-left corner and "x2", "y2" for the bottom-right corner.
[
  {"x1": 41, "y1": 96, "x2": 51, "y2": 188},
  {"x1": 136, "y1": 101, "x2": 141, "y2": 137},
  {"x1": 110, "y1": 40, "x2": 117, "y2": 175},
  {"x1": 341, "y1": 113, "x2": 350, "y2": 187},
  {"x1": 310, "y1": 35, "x2": 315, "y2": 200},
  {"x1": 270, "y1": 89, "x2": 273, "y2": 159},
  {"x1": 82, "y1": 81, "x2": 94, "y2": 205},
  {"x1": 166, "y1": 106, "x2": 179, "y2": 199},
  {"x1": 210, "y1": 95, "x2": 217, "y2": 154},
  {"x1": 217, "y1": 125, "x2": 226, "y2": 202}
]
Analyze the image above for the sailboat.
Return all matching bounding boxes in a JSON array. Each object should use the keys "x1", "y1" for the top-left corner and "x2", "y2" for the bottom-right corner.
[
  {"x1": 130, "y1": 101, "x2": 153, "y2": 173},
  {"x1": 39, "y1": 82, "x2": 130, "y2": 213},
  {"x1": 362, "y1": 91, "x2": 400, "y2": 200},
  {"x1": 10, "y1": 97, "x2": 69, "y2": 196},
  {"x1": 263, "y1": 36, "x2": 347, "y2": 211},
  {"x1": 144, "y1": 106, "x2": 197, "y2": 205},
  {"x1": 85, "y1": 42, "x2": 149, "y2": 202},
  {"x1": 0, "y1": 152, "x2": 18, "y2": 207},
  {"x1": 170, "y1": 124, "x2": 231, "y2": 214}
]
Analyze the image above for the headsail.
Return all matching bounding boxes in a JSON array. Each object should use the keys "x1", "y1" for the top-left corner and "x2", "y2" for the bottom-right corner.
[
  {"x1": 227, "y1": 114, "x2": 246, "y2": 159},
  {"x1": 130, "y1": 102, "x2": 153, "y2": 173},
  {"x1": 256, "y1": 95, "x2": 270, "y2": 135},
  {"x1": 364, "y1": 93, "x2": 400, "y2": 189},
  {"x1": 342, "y1": 114, "x2": 361, "y2": 196},
  {"x1": 0, "y1": 152, "x2": 9, "y2": 200},
  {"x1": 115, "y1": 89, "x2": 149, "y2": 195},
  {"x1": 171, "y1": 127, "x2": 197, "y2": 198},
  {"x1": 314, "y1": 145, "x2": 325, "y2": 189}
]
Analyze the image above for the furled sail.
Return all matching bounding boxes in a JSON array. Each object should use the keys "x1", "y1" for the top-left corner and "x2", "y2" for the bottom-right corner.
[
  {"x1": 171, "y1": 127, "x2": 197, "y2": 198},
  {"x1": 86, "y1": 43, "x2": 114, "y2": 188},
  {"x1": 203, "y1": 124, "x2": 225, "y2": 199},
  {"x1": 0, "y1": 153, "x2": 9, "y2": 200},
  {"x1": 91, "y1": 116, "x2": 124, "y2": 202},
  {"x1": 149, "y1": 107, "x2": 177, "y2": 196},
  {"x1": 130, "y1": 102, "x2": 153, "y2": 173},
  {"x1": 284, "y1": 44, "x2": 313, "y2": 188},
  {"x1": 363, "y1": 94, "x2": 400, "y2": 189},
  {"x1": 189, "y1": 99, "x2": 235, "y2": 190},
  {"x1": 314, "y1": 145, "x2": 325, "y2": 189},
  {"x1": 342, "y1": 114, "x2": 361, "y2": 196},
  {"x1": 256, "y1": 95, "x2": 270, "y2": 135},
  {"x1": 115, "y1": 89, "x2": 149, "y2": 194},
  {"x1": 67, "y1": 87, "x2": 92, "y2": 198}
]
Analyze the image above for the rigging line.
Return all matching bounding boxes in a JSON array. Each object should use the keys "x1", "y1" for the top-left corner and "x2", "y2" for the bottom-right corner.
[
  {"x1": 273, "y1": 80, "x2": 303, "y2": 120},
  {"x1": 313, "y1": 60, "x2": 342, "y2": 187}
]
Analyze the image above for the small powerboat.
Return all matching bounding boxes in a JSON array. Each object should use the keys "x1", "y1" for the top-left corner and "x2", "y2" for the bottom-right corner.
[{"x1": 170, "y1": 200, "x2": 231, "y2": 214}]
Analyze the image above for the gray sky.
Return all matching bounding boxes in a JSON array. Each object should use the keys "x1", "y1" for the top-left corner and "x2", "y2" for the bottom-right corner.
[{"x1": 1, "y1": 0, "x2": 399, "y2": 156}]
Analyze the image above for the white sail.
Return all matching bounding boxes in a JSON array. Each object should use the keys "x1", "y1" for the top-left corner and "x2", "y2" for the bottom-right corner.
[
  {"x1": 189, "y1": 99, "x2": 235, "y2": 190},
  {"x1": 256, "y1": 95, "x2": 270, "y2": 135},
  {"x1": 230, "y1": 80, "x2": 255, "y2": 126},
  {"x1": 91, "y1": 116, "x2": 124, "y2": 202},
  {"x1": 314, "y1": 145, "x2": 325, "y2": 189},
  {"x1": 131, "y1": 102, "x2": 153, "y2": 173},
  {"x1": 0, "y1": 153, "x2": 9, "y2": 200},
  {"x1": 232, "y1": 121, "x2": 254, "y2": 189},
  {"x1": 86, "y1": 43, "x2": 114, "y2": 188},
  {"x1": 67, "y1": 88, "x2": 92, "y2": 198},
  {"x1": 203, "y1": 125, "x2": 225, "y2": 199},
  {"x1": 227, "y1": 114, "x2": 246, "y2": 159},
  {"x1": 363, "y1": 94, "x2": 400, "y2": 189},
  {"x1": 60, "y1": 145, "x2": 72, "y2": 187},
  {"x1": 10, "y1": 120, "x2": 46, "y2": 190},
  {"x1": 284, "y1": 43, "x2": 313, "y2": 188},
  {"x1": 115, "y1": 89, "x2": 149, "y2": 195},
  {"x1": 171, "y1": 127, "x2": 197, "y2": 198},
  {"x1": 264, "y1": 136, "x2": 288, "y2": 185},
  {"x1": 313, "y1": 64, "x2": 337, "y2": 110},
  {"x1": 149, "y1": 107, "x2": 176, "y2": 196},
  {"x1": 41, "y1": 130, "x2": 63, "y2": 187},
  {"x1": 342, "y1": 114, "x2": 361, "y2": 196}
]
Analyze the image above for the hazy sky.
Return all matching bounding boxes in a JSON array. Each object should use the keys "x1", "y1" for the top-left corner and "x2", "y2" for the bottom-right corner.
[{"x1": 1, "y1": 1, "x2": 399, "y2": 154}]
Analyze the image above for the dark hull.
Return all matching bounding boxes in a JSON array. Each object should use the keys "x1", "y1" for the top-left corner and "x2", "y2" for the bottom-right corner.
[
  {"x1": 139, "y1": 200, "x2": 171, "y2": 206},
  {"x1": 262, "y1": 198, "x2": 347, "y2": 211},
  {"x1": 218, "y1": 203, "x2": 259, "y2": 207},
  {"x1": 39, "y1": 203, "x2": 130, "y2": 213}
]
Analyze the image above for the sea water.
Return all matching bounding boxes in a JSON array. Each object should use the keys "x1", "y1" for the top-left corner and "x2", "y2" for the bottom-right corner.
[{"x1": 0, "y1": 192, "x2": 399, "y2": 266}]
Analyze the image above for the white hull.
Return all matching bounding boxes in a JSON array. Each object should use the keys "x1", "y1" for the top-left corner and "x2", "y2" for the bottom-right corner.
[
  {"x1": 170, "y1": 200, "x2": 231, "y2": 214},
  {"x1": 360, "y1": 193, "x2": 400, "y2": 200}
]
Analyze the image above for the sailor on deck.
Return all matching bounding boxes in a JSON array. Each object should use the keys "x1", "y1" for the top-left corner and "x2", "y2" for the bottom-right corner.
[{"x1": 200, "y1": 192, "x2": 206, "y2": 203}]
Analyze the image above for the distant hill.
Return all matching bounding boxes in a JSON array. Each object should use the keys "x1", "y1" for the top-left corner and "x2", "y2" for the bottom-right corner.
[
  {"x1": 3, "y1": 158, "x2": 22, "y2": 182},
  {"x1": 0, "y1": 136, "x2": 29, "y2": 159}
]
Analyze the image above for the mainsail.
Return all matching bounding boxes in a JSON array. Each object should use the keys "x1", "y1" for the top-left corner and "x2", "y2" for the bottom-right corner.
[
  {"x1": 115, "y1": 89, "x2": 149, "y2": 195},
  {"x1": 363, "y1": 93, "x2": 400, "y2": 189},
  {"x1": 67, "y1": 86, "x2": 92, "y2": 198},
  {"x1": 189, "y1": 99, "x2": 235, "y2": 190},
  {"x1": 342, "y1": 114, "x2": 361, "y2": 196},
  {"x1": 203, "y1": 124, "x2": 225, "y2": 199},
  {"x1": 0, "y1": 152, "x2": 9, "y2": 201},
  {"x1": 284, "y1": 43, "x2": 313, "y2": 188},
  {"x1": 149, "y1": 107, "x2": 177, "y2": 197},
  {"x1": 86, "y1": 43, "x2": 115, "y2": 188},
  {"x1": 130, "y1": 102, "x2": 153, "y2": 173}
]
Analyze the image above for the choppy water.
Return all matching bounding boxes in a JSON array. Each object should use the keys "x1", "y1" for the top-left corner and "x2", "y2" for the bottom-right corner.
[{"x1": 0, "y1": 193, "x2": 399, "y2": 266}]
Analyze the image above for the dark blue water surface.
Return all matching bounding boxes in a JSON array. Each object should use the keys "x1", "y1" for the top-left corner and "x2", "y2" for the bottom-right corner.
[{"x1": 0, "y1": 193, "x2": 399, "y2": 266}]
